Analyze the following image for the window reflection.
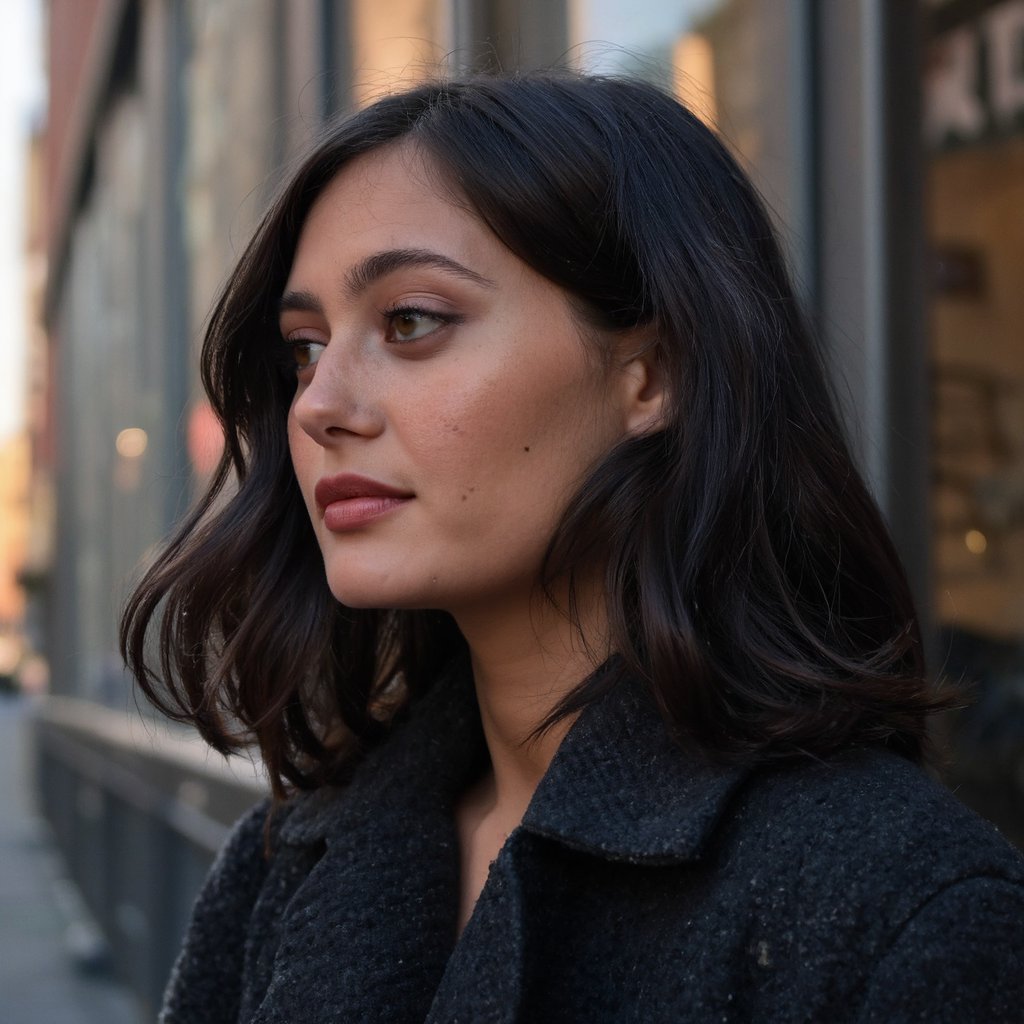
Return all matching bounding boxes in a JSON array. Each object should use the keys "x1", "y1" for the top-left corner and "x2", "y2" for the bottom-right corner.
[
  {"x1": 569, "y1": 0, "x2": 805, "y2": 297},
  {"x1": 570, "y1": 0, "x2": 784, "y2": 154},
  {"x1": 571, "y1": 0, "x2": 722, "y2": 130},
  {"x1": 350, "y1": 0, "x2": 450, "y2": 107},
  {"x1": 926, "y1": 0, "x2": 1024, "y2": 846}
]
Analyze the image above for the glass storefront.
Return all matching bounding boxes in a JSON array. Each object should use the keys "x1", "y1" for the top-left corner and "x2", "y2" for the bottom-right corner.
[
  {"x1": 926, "y1": 0, "x2": 1024, "y2": 845},
  {"x1": 569, "y1": 0, "x2": 814, "y2": 303},
  {"x1": 350, "y1": 0, "x2": 451, "y2": 106}
]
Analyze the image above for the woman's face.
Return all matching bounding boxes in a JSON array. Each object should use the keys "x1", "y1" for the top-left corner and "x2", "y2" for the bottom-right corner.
[{"x1": 283, "y1": 145, "x2": 648, "y2": 615}]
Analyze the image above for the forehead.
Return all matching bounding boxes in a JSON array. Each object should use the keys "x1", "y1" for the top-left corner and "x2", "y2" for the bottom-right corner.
[
  {"x1": 296, "y1": 146, "x2": 473, "y2": 250},
  {"x1": 321, "y1": 143, "x2": 441, "y2": 205},
  {"x1": 284, "y1": 143, "x2": 542, "y2": 305}
]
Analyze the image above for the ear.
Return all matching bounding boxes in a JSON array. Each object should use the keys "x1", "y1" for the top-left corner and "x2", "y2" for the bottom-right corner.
[{"x1": 616, "y1": 338, "x2": 669, "y2": 437}]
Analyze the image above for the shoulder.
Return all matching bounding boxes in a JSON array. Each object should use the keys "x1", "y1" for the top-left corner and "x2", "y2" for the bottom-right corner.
[
  {"x1": 182, "y1": 798, "x2": 276, "y2": 930},
  {"x1": 159, "y1": 799, "x2": 274, "y2": 1023},
  {"x1": 207, "y1": 798, "x2": 275, "y2": 889},
  {"x1": 715, "y1": 748, "x2": 1024, "y2": 1019},
  {"x1": 735, "y1": 747, "x2": 1024, "y2": 887},
  {"x1": 855, "y1": 870, "x2": 1024, "y2": 1022}
]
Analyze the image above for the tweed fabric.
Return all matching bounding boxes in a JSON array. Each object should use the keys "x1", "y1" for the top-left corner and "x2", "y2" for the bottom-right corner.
[{"x1": 160, "y1": 662, "x2": 1024, "y2": 1023}]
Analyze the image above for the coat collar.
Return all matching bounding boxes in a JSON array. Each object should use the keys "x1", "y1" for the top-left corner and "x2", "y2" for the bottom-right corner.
[
  {"x1": 278, "y1": 656, "x2": 750, "y2": 865},
  {"x1": 522, "y1": 667, "x2": 751, "y2": 863}
]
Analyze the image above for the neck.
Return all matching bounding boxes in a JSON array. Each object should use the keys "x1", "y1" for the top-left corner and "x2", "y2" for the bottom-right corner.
[{"x1": 452, "y1": 580, "x2": 609, "y2": 827}]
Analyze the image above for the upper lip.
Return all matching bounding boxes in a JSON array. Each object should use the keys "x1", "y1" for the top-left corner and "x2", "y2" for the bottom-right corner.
[{"x1": 314, "y1": 473, "x2": 414, "y2": 510}]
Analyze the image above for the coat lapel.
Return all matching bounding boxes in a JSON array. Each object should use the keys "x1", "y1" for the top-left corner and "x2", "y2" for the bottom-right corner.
[
  {"x1": 426, "y1": 829, "x2": 530, "y2": 1024},
  {"x1": 425, "y1": 668, "x2": 752, "y2": 1023},
  {"x1": 252, "y1": 661, "x2": 488, "y2": 1024},
  {"x1": 254, "y1": 659, "x2": 751, "y2": 1023}
]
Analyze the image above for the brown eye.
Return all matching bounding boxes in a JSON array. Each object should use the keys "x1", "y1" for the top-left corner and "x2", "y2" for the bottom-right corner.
[
  {"x1": 288, "y1": 339, "x2": 325, "y2": 370},
  {"x1": 385, "y1": 307, "x2": 450, "y2": 344}
]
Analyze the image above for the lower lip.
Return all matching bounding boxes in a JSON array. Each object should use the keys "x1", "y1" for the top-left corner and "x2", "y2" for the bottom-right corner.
[{"x1": 322, "y1": 496, "x2": 411, "y2": 532}]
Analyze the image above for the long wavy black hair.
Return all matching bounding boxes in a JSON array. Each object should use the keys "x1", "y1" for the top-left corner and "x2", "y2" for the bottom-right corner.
[{"x1": 121, "y1": 71, "x2": 947, "y2": 797}]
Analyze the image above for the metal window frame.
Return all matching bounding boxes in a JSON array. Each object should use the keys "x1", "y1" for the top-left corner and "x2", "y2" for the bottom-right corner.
[{"x1": 813, "y1": 0, "x2": 931, "y2": 626}]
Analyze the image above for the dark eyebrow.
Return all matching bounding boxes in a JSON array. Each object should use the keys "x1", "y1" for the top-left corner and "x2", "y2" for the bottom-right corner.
[
  {"x1": 278, "y1": 290, "x2": 324, "y2": 316},
  {"x1": 344, "y1": 248, "x2": 496, "y2": 296},
  {"x1": 278, "y1": 249, "x2": 495, "y2": 319}
]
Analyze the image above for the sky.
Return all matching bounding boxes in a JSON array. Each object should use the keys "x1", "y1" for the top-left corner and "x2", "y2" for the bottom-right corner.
[{"x1": 0, "y1": 0, "x2": 44, "y2": 444}]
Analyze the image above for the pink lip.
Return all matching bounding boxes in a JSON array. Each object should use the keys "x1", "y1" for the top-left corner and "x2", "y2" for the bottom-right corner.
[{"x1": 314, "y1": 474, "x2": 414, "y2": 532}]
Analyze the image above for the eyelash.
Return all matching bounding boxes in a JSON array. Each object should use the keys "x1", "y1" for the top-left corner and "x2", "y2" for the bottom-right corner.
[
  {"x1": 380, "y1": 303, "x2": 464, "y2": 344},
  {"x1": 279, "y1": 304, "x2": 465, "y2": 377},
  {"x1": 280, "y1": 336, "x2": 324, "y2": 374}
]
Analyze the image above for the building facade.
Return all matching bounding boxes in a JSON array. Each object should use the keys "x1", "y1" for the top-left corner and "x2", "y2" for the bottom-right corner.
[
  {"x1": 34, "y1": 0, "x2": 1024, "y2": 1012},
  {"x1": 43, "y1": 0, "x2": 934, "y2": 692}
]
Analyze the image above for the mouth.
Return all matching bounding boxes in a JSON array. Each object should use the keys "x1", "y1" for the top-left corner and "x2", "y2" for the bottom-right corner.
[{"x1": 314, "y1": 473, "x2": 414, "y2": 532}]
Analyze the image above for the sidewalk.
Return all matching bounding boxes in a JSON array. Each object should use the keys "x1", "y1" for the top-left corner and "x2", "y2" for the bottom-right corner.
[{"x1": 0, "y1": 695, "x2": 141, "y2": 1024}]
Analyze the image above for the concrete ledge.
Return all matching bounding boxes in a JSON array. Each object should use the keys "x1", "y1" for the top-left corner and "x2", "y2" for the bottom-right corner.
[{"x1": 33, "y1": 696, "x2": 266, "y2": 849}]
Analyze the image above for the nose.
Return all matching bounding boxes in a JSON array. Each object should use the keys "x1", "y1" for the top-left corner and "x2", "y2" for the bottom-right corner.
[{"x1": 289, "y1": 338, "x2": 384, "y2": 445}]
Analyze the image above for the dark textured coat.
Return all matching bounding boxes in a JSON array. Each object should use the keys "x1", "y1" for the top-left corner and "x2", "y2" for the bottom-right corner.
[{"x1": 161, "y1": 663, "x2": 1024, "y2": 1023}]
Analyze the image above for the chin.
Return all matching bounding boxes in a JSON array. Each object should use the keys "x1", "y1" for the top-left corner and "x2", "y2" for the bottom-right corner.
[{"x1": 323, "y1": 570, "x2": 440, "y2": 612}]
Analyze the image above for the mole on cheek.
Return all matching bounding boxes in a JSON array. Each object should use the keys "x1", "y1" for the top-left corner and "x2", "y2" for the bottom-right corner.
[{"x1": 523, "y1": 446, "x2": 531, "y2": 453}]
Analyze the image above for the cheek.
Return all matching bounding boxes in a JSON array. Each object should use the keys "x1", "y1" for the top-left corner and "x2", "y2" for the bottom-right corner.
[
  {"x1": 404, "y1": 357, "x2": 617, "y2": 516},
  {"x1": 402, "y1": 367, "x2": 547, "y2": 486}
]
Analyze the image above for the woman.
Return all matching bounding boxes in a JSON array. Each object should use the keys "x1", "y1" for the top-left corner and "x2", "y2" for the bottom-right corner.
[{"x1": 121, "y1": 73, "x2": 1024, "y2": 1023}]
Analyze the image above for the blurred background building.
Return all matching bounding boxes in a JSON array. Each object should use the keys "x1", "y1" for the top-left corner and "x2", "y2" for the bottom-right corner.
[{"x1": 1, "y1": 0, "x2": 1021, "y2": 1019}]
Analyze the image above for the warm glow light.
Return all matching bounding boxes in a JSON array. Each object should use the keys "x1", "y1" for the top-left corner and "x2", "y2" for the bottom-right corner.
[
  {"x1": 964, "y1": 529, "x2": 987, "y2": 555},
  {"x1": 0, "y1": 635, "x2": 19, "y2": 674},
  {"x1": 673, "y1": 33, "x2": 718, "y2": 128},
  {"x1": 187, "y1": 402, "x2": 224, "y2": 478},
  {"x1": 116, "y1": 427, "x2": 148, "y2": 459}
]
